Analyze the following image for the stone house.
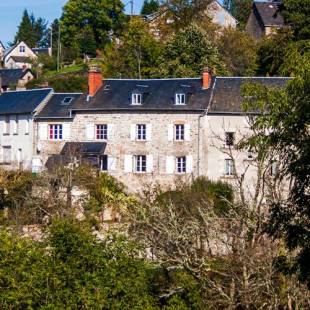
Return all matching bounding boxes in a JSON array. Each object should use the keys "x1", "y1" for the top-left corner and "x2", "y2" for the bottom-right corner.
[
  {"x1": 246, "y1": 1, "x2": 284, "y2": 40},
  {"x1": 0, "y1": 88, "x2": 53, "y2": 170},
  {"x1": 0, "y1": 69, "x2": 34, "y2": 91}
]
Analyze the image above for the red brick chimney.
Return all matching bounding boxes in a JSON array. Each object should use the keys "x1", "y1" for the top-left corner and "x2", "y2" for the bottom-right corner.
[
  {"x1": 202, "y1": 68, "x2": 212, "y2": 89},
  {"x1": 88, "y1": 65, "x2": 103, "y2": 97}
]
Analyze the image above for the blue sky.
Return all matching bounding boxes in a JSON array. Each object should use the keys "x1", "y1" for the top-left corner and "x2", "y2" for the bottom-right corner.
[{"x1": 0, "y1": 0, "x2": 144, "y2": 46}]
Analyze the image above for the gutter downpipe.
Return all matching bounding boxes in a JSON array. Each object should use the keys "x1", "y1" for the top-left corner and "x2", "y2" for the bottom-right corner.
[{"x1": 197, "y1": 77, "x2": 217, "y2": 177}]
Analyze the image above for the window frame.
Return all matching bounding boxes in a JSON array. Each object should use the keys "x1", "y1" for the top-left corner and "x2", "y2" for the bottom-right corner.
[
  {"x1": 49, "y1": 124, "x2": 63, "y2": 140},
  {"x1": 225, "y1": 132, "x2": 235, "y2": 147},
  {"x1": 4, "y1": 115, "x2": 10, "y2": 135},
  {"x1": 132, "y1": 93, "x2": 142, "y2": 105},
  {"x1": 136, "y1": 124, "x2": 146, "y2": 141},
  {"x1": 225, "y1": 158, "x2": 235, "y2": 176},
  {"x1": 19, "y1": 46, "x2": 25, "y2": 53},
  {"x1": 134, "y1": 155, "x2": 147, "y2": 173},
  {"x1": 175, "y1": 93, "x2": 186, "y2": 105},
  {"x1": 175, "y1": 124, "x2": 185, "y2": 141},
  {"x1": 176, "y1": 156, "x2": 186, "y2": 174},
  {"x1": 96, "y1": 124, "x2": 108, "y2": 140},
  {"x1": 61, "y1": 97, "x2": 74, "y2": 105}
]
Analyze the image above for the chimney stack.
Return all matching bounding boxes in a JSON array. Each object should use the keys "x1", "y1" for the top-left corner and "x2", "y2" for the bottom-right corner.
[
  {"x1": 202, "y1": 68, "x2": 212, "y2": 89},
  {"x1": 88, "y1": 65, "x2": 103, "y2": 97}
]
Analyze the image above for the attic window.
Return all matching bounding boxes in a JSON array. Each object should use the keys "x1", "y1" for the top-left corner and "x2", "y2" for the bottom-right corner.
[
  {"x1": 19, "y1": 46, "x2": 25, "y2": 53},
  {"x1": 175, "y1": 93, "x2": 186, "y2": 105},
  {"x1": 104, "y1": 85, "x2": 110, "y2": 91},
  {"x1": 61, "y1": 97, "x2": 74, "y2": 105},
  {"x1": 132, "y1": 93, "x2": 142, "y2": 105}
]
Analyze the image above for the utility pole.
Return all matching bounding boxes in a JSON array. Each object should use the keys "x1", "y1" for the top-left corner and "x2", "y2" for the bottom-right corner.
[
  {"x1": 57, "y1": 23, "x2": 61, "y2": 71},
  {"x1": 131, "y1": 0, "x2": 134, "y2": 16},
  {"x1": 50, "y1": 26, "x2": 53, "y2": 57}
]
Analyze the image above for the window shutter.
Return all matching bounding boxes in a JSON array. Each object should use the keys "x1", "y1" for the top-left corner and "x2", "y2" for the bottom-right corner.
[
  {"x1": 146, "y1": 124, "x2": 152, "y2": 141},
  {"x1": 38, "y1": 123, "x2": 48, "y2": 140},
  {"x1": 124, "y1": 155, "x2": 133, "y2": 172},
  {"x1": 166, "y1": 156, "x2": 175, "y2": 174},
  {"x1": 186, "y1": 155, "x2": 193, "y2": 173},
  {"x1": 130, "y1": 124, "x2": 136, "y2": 141},
  {"x1": 85, "y1": 123, "x2": 94, "y2": 140},
  {"x1": 107, "y1": 124, "x2": 114, "y2": 140},
  {"x1": 146, "y1": 155, "x2": 153, "y2": 173},
  {"x1": 184, "y1": 124, "x2": 191, "y2": 141},
  {"x1": 108, "y1": 156, "x2": 116, "y2": 171},
  {"x1": 63, "y1": 123, "x2": 71, "y2": 140},
  {"x1": 167, "y1": 124, "x2": 174, "y2": 141}
]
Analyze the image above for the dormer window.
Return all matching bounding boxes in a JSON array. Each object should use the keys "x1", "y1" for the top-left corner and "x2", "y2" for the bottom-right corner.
[
  {"x1": 19, "y1": 46, "x2": 25, "y2": 53},
  {"x1": 132, "y1": 92, "x2": 142, "y2": 105},
  {"x1": 61, "y1": 97, "x2": 74, "y2": 105},
  {"x1": 175, "y1": 93, "x2": 186, "y2": 105}
]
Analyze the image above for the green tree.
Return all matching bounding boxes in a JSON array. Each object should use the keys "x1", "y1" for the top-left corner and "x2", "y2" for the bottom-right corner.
[
  {"x1": 141, "y1": 0, "x2": 160, "y2": 15},
  {"x1": 158, "y1": 26, "x2": 227, "y2": 77},
  {"x1": 242, "y1": 64, "x2": 310, "y2": 288},
  {"x1": 61, "y1": 0, "x2": 127, "y2": 52},
  {"x1": 224, "y1": 0, "x2": 252, "y2": 29},
  {"x1": 217, "y1": 27, "x2": 257, "y2": 76},
  {"x1": 14, "y1": 10, "x2": 34, "y2": 46},
  {"x1": 103, "y1": 17, "x2": 163, "y2": 78}
]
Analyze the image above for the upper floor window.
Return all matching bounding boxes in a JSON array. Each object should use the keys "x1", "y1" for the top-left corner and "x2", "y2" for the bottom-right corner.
[
  {"x1": 136, "y1": 124, "x2": 146, "y2": 141},
  {"x1": 13, "y1": 115, "x2": 19, "y2": 135},
  {"x1": 49, "y1": 124, "x2": 63, "y2": 140},
  {"x1": 134, "y1": 155, "x2": 146, "y2": 173},
  {"x1": 225, "y1": 159, "x2": 235, "y2": 176},
  {"x1": 176, "y1": 156, "x2": 186, "y2": 173},
  {"x1": 25, "y1": 116, "x2": 30, "y2": 135},
  {"x1": 175, "y1": 93, "x2": 186, "y2": 105},
  {"x1": 175, "y1": 124, "x2": 184, "y2": 141},
  {"x1": 19, "y1": 46, "x2": 25, "y2": 53},
  {"x1": 132, "y1": 93, "x2": 142, "y2": 105},
  {"x1": 4, "y1": 115, "x2": 10, "y2": 134},
  {"x1": 96, "y1": 124, "x2": 108, "y2": 140},
  {"x1": 225, "y1": 132, "x2": 235, "y2": 146}
]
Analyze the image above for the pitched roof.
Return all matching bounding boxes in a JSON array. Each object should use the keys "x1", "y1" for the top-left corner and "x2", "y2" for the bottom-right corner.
[
  {"x1": 8, "y1": 56, "x2": 32, "y2": 63},
  {"x1": 72, "y1": 78, "x2": 214, "y2": 112},
  {"x1": 0, "y1": 41, "x2": 4, "y2": 49},
  {"x1": 0, "y1": 88, "x2": 52, "y2": 114},
  {"x1": 0, "y1": 69, "x2": 33, "y2": 87},
  {"x1": 37, "y1": 93, "x2": 82, "y2": 119},
  {"x1": 208, "y1": 77, "x2": 291, "y2": 114},
  {"x1": 254, "y1": 1, "x2": 284, "y2": 27}
]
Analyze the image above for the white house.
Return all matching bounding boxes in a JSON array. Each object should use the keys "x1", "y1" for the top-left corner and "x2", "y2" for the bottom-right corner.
[
  {"x1": 0, "y1": 41, "x2": 5, "y2": 63},
  {"x1": 3, "y1": 41, "x2": 37, "y2": 69}
]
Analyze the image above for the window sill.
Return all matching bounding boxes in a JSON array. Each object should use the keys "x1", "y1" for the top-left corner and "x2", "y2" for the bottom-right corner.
[
  {"x1": 13, "y1": 133, "x2": 18, "y2": 136},
  {"x1": 3, "y1": 133, "x2": 10, "y2": 136},
  {"x1": 25, "y1": 133, "x2": 29, "y2": 135}
]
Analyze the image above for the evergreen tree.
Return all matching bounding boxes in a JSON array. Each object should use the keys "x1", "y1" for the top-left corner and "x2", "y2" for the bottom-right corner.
[
  {"x1": 224, "y1": 0, "x2": 252, "y2": 29},
  {"x1": 14, "y1": 9, "x2": 34, "y2": 46},
  {"x1": 141, "y1": 0, "x2": 159, "y2": 15}
]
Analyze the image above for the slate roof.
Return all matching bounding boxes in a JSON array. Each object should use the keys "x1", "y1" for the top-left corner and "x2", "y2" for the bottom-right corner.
[
  {"x1": 9, "y1": 56, "x2": 32, "y2": 63},
  {"x1": 61, "y1": 142, "x2": 107, "y2": 155},
  {"x1": 72, "y1": 78, "x2": 214, "y2": 112},
  {"x1": 208, "y1": 77, "x2": 291, "y2": 114},
  {"x1": 0, "y1": 69, "x2": 33, "y2": 87},
  {"x1": 37, "y1": 93, "x2": 82, "y2": 119},
  {"x1": 0, "y1": 88, "x2": 52, "y2": 114},
  {"x1": 254, "y1": 1, "x2": 284, "y2": 27}
]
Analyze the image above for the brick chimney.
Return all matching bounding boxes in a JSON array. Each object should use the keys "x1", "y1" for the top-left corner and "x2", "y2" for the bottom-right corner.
[
  {"x1": 88, "y1": 65, "x2": 103, "y2": 97},
  {"x1": 202, "y1": 68, "x2": 212, "y2": 89}
]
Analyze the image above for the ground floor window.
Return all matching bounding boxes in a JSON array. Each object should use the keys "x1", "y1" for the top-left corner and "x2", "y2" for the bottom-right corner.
[
  {"x1": 176, "y1": 156, "x2": 186, "y2": 173},
  {"x1": 225, "y1": 159, "x2": 235, "y2": 176},
  {"x1": 49, "y1": 124, "x2": 63, "y2": 140},
  {"x1": 134, "y1": 155, "x2": 146, "y2": 173},
  {"x1": 100, "y1": 155, "x2": 108, "y2": 171}
]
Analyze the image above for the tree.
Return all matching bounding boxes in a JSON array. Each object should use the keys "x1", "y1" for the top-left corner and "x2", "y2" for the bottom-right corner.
[
  {"x1": 60, "y1": 0, "x2": 127, "y2": 52},
  {"x1": 217, "y1": 28, "x2": 257, "y2": 76},
  {"x1": 157, "y1": 26, "x2": 227, "y2": 77},
  {"x1": 141, "y1": 0, "x2": 160, "y2": 15},
  {"x1": 14, "y1": 10, "x2": 34, "y2": 46},
  {"x1": 103, "y1": 17, "x2": 163, "y2": 78},
  {"x1": 241, "y1": 64, "x2": 310, "y2": 288},
  {"x1": 223, "y1": 0, "x2": 252, "y2": 29}
]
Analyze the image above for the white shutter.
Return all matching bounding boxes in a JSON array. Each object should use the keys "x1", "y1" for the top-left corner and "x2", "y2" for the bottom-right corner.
[
  {"x1": 146, "y1": 155, "x2": 153, "y2": 173},
  {"x1": 63, "y1": 123, "x2": 71, "y2": 140},
  {"x1": 186, "y1": 155, "x2": 193, "y2": 174},
  {"x1": 85, "y1": 123, "x2": 94, "y2": 140},
  {"x1": 107, "y1": 124, "x2": 114, "y2": 140},
  {"x1": 108, "y1": 156, "x2": 116, "y2": 171},
  {"x1": 168, "y1": 124, "x2": 174, "y2": 141},
  {"x1": 146, "y1": 124, "x2": 152, "y2": 141},
  {"x1": 124, "y1": 155, "x2": 133, "y2": 172},
  {"x1": 166, "y1": 156, "x2": 175, "y2": 174},
  {"x1": 184, "y1": 124, "x2": 191, "y2": 141},
  {"x1": 38, "y1": 123, "x2": 48, "y2": 140},
  {"x1": 130, "y1": 124, "x2": 136, "y2": 141}
]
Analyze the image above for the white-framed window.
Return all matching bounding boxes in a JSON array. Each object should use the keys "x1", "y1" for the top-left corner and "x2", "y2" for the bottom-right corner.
[
  {"x1": 134, "y1": 155, "x2": 147, "y2": 173},
  {"x1": 175, "y1": 93, "x2": 186, "y2": 105},
  {"x1": 175, "y1": 124, "x2": 184, "y2": 141},
  {"x1": 25, "y1": 116, "x2": 30, "y2": 135},
  {"x1": 132, "y1": 93, "x2": 142, "y2": 105},
  {"x1": 96, "y1": 124, "x2": 108, "y2": 140},
  {"x1": 19, "y1": 46, "x2": 25, "y2": 53},
  {"x1": 4, "y1": 115, "x2": 10, "y2": 134},
  {"x1": 225, "y1": 132, "x2": 235, "y2": 147},
  {"x1": 49, "y1": 124, "x2": 63, "y2": 140},
  {"x1": 13, "y1": 115, "x2": 18, "y2": 135},
  {"x1": 136, "y1": 124, "x2": 146, "y2": 141},
  {"x1": 176, "y1": 156, "x2": 186, "y2": 173},
  {"x1": 225, "y1": 159, "x2": 235, "y2": 176}
]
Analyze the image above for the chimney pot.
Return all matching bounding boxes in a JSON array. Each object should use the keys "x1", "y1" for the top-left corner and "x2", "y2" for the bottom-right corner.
[
  {"x1": 202, "y1": 69, "x2": 212, "y2": 89},
  {"x1": 88, "y1": 65, "x2": 103, "y2": 97}
]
